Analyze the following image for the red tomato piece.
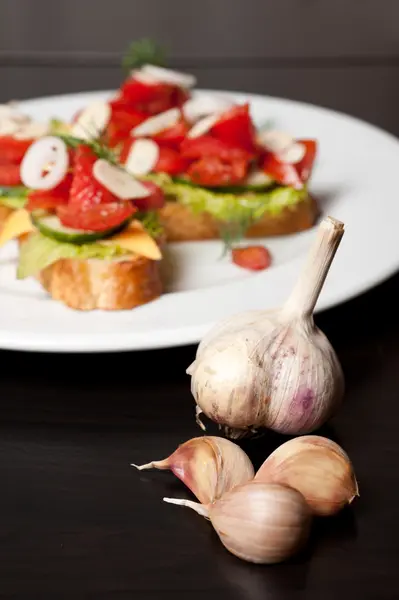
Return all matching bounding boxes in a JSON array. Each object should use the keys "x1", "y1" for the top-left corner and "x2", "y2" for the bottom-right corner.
[
  {"x1": 154, "y1": 147, "x2": 188, "y2": 176},
  {"x1": 181, "y1": 136, "x2": 252, "y2": 162},
  {"x1": 186, "y1": 156, "x2": 248, "y2": 187},
  {"x1": 132, "y1": 181, "x2": 165, "y2": 211},
  {"x1": 57, "y1": 202, "x2": 136, "y2": 232},
  {"x1": 69, "y1": 145, "x2": 117, "y2": 208},
  {"x1": 232, "y1": 245, "x2": 272, "y2": 271},
  {"x1": 26, "y1": 173, "x2": 73, "y2": 211},
  {"x1": 210, "y1": 104, "x2": 257, "y2": 153},
  {"x1": 262, "y1": 153, "x2": 303, "y2": 188},
  {"x1": 107, "y1": 107, "x2": 148, "y2": 147},
  {"x1": 117, "y1": 79, "x2": 175, "y2": 115},
  {"x1": 152, "y1": 121, "x2": 189, "y2": 149},
  {"x1": 0, "y1": 163, "x2": 22, "y2": 186},
  {"x1": 0, "y1": 136, "x2": 33, "y2": 164},
  {"x1": 296, "y1": 140, "x2": 317, "y2": 182}
]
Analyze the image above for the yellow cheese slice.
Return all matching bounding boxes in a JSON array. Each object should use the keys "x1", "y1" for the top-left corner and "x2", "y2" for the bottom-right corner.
[
  {"x1": 0, "y1": 209, "x2": 35, "y2": 247},
  {"x1": 100, "y1": 220, "x2": 162, "y2": 261}
]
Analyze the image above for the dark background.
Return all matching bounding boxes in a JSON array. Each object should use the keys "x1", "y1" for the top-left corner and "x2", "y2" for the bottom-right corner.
[
  {"x1": 1, "y1": 2, "x2": 399, "y2": 599},
  {"x1": 1, "y1": 0, "x2": 398, "y2": 135}
]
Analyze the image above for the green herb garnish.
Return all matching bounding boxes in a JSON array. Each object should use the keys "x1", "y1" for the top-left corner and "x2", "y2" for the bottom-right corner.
[
  {"x1": 57, "y1": 133, "x2": 119, "y2": 165},
  {"x1": 122, "y1": 38, "x2": 166, "y2": 73},
  {"x1": 135, "y1": 210, "x2": 164, "y2": 239}
]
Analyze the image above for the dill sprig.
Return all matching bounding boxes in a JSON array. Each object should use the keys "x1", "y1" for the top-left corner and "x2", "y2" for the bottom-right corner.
[
  {"x1": 135, "y1": 210, "x2": 164, "y2": 239},
  {"x1": 218, "y1": 212, "x2": 257, "y2": 257},
  {"x1": 57, "y1": 133, "x2": 119, "y2": 165},
  {"x1": 122, "y1": 38, "x2": 167, "y2": 73}
]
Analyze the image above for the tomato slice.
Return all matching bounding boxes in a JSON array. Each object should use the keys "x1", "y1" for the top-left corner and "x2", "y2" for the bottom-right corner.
[
  {"x1": 232, "y1": 245, "x2": 272, "y2": 271},
  {"x1": 186, "y1": 156, "x2": 248, "y2": 187},
  {"x1": 154, "y1": 147, "x2": 188, "y2": 176},
  {"x1": 152, "y1": 121, "x2": 189, "y2": 149},
  {"x1": 0, "y1": 163, "x2": 22, "y2": 186},
  {"x1": 296, "y1": 140, "x2": 317, "y2": 182},
  {"x1": 132, "y1": 181, "x2": 165, "y2": 211},
  {"x1": 107, "y1": 107, "x2": 148, "y2": 147},
  {"x1": 57, "y1": 202, "x2": 136, "y2": 232},
  {"x1": 181, "y1": 136, "x2": 252, "y2": 162},
  {"x1": 69, "y1": 145, "x2": 118, "y2": 207},
  {"x1": 26, "y1": 173, "x2": 73, "y2": 211},
  {"x1": 262, "y1": 139, "x2": 317, "y2": 188},
  {"x1": 0, "y1": 136, "x2": 34, "y2": 164},
  {"x1": 210, "y1": 104, "x2": 257, "y2": 153},
  {"x1": 116, "y1": 79, "x2": 174, "y2": 115}
]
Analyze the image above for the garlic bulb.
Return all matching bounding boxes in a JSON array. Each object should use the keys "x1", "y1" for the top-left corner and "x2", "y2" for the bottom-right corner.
[
  {"x1": 164, "y1": 482, "x2": 311, "y2": 564},
  {"x1": 255, "y1": 435, "x2": 359, "y2": 516},
  {"x1": 132, "y1": 436, "x2": 254, "y2": 505},
  {"x1": 187, "y1": 216, "x2": 345, "y2": 439}
]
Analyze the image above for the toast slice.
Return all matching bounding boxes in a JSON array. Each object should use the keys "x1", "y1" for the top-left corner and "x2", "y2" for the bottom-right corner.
[
  {"x1": 18, "y1": 234, "x2": 164, "y2": 311},
  {"x1": 158, "y1": 195, "x2": 318, "y2": 242}
]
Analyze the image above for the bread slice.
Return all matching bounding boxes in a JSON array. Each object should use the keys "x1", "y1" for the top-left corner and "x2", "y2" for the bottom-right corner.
[
  {"x1": 18, "y1": 234, "x2": 164, "y2": 311},
  {"x1": 159, "y1": 195, "x2": 318, "y2": 242}
]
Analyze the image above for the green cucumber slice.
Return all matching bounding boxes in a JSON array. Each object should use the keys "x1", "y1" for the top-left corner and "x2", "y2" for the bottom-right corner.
[
  {"x1": 172, "y1": 176, "x2": 275, "y2": 194},
  {"x1": 31, "y1": 212, "x2": 127, "y2": 244}
]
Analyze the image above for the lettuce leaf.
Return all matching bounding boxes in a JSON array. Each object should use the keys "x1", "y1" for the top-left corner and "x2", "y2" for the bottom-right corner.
[
  {"x1": 142, "y1": 173, "x2": 308, "y2": 222},
  {"x1": 0, "y1": 186, "x2": 28, "y2": 210},
  {"x1": 17, "y1": 232, "x2": 131, "y2": 279}
]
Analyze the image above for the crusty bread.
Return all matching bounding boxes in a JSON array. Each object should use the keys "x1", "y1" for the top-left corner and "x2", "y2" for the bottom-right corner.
[
  {"x1": 159, "y1": 195, "x2": 319, "y2": 242},
  {"x1": 18, "y1": 234, "x2": 164, "y2": 311},
  {"x1": 38, "y1": 256, "x2": 163, "y2": 311},
  {"x1": 0, "y1": 205, "x2": 14, "y2": 230}
]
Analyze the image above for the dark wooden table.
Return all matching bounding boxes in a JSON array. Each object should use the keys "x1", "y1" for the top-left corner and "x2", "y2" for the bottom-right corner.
[{"x1": 1, "y1": 270, "x2": 398, "y2": 600}]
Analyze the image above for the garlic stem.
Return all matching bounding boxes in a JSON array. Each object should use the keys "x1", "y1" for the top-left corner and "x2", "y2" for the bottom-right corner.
[
  {"x1": 163, "y1": 497, "x2": 210, "y2": 518},
  {"x1": 131, "y1": 460, "x2": 167, "y2": 471},
  {"x1": 283, "y1": 216, "x2": 345, "y2": 318}
]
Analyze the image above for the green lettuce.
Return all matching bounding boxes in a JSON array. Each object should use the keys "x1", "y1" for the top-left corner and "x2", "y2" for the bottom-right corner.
[
  {"x1": 0, "y1": 186, "x2": 28, "y2": 210},
  {"x1": 142, "y1": 173, "x2": 308, "y2": 223},
  {"x1": 18, "y1": 233, "x2": 131, "y2": 279}
]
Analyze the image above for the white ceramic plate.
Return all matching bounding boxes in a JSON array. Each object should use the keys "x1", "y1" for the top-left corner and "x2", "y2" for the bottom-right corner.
[{"x1": 0, "y1": 89, "x2": 398, "y2": 352}]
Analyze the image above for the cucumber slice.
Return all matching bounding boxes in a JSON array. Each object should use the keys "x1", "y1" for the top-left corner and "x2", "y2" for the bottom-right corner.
[
  {"x1": 172, "y1": 175, "x2": 275, "y2": 194},
  {"x1": 31, "y1": 212, "x2": 128, "y2": 244}
]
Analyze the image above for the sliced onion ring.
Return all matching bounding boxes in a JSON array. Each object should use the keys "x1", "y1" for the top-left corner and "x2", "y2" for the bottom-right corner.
[{"x1": 20, "y1": 136, "x2": 69, "y2": 191}]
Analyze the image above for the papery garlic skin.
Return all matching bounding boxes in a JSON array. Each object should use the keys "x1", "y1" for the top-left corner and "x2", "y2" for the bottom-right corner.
[
  {"x1": 189, "y1": 315, "x2": 344, "y2": 437},
  {"x1": 187, "y1": 217, "x2": 345, "y2": 439},
  {"x1": 164, "y1": 482, "x2": 311, "y2": 564},
  {"x1": 132, "y1": 436, "x2": 254, "y2": 505},
  {"x1": 255, "y1": 435, "x2": 359, "y2": 516}
]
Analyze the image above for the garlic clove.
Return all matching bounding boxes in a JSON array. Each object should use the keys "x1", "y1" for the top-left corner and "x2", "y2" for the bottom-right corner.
[
  {"x1": 125, "y1": 138, "x2": 160, "y2": 176},
  {"x1": 13, "y1": 122, "x2": 50, "y2": 140},
  {"x1": 186, "y1": 113, "x2": 221, "y2": 139},
  {"x1": 164, "y1": 481, "x2": 311, "y2": 564},
  {"x1": 255, "y1": 435, "x2": 359, "y2": 516},
  {"x1": 71, "y1": 101, "x2": 111, "y2": 140},
  {"x1": 132, "y1": 436, "x2": 254, "y2": 504},
  {"x1": 257, "y1": 129, "x2": 294, "y2": 153},
  {"x1": 131, "y1": 108, "x2": 181, "y2": 138},
  {"x1": 92, "y1": 159, "x2": 151, "y2": 200},
  {"x1": 182, "y1": 95, "x2": 234, "y2": 123},
  {"x1": 20, "y1": 136, "x2": 69, "y2": 191},
  {"x1": 276, "y1": 142, "x2": 306, "y2": 164},
  {"x1": 130, "y1": 70, "x2": 160, "y2": 85},
  {"x1": 140, "y1": 64, "x2": 197, "y2": 89}
]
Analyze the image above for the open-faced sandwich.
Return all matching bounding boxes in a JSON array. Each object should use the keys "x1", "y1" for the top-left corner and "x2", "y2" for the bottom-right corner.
[
  {"x1": 0, "y1": 103, "x2": 51, "y2": 229},
  {"x1": 119, "y1": 99, "x2": 318, "y2": 246},
  {"x1": 0, "y1": 135, "x2": 165, "y2": 311}
]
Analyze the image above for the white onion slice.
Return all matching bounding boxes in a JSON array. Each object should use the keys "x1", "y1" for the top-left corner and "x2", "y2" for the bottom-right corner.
[
  {"x1": 125, "y1": 139, "x2": 160, "y2": 176},
  {"x1": 245, "y1": 170, "x2": 274, "y2": 186},
  {"x1": 20, "y1": 136, "x2": 69, "y2": 190},
  {"x1": 131, "y1": 108, "x2": 180, "y2": 137},
  {"x1": 93, "y1": 159, "x2": 151, "y2": 200},
  {"x1": 183, "y1": 95, "x2": 234, "y2": 123},
  {"x1": 187, "y1": 113, "x2": 220, "y2": 139},
  {"x1": 0, "y1": 120, "x2": 21, "y2": 136},
  {"x1": 71, "y1": 101, "x2": 111, "y2": 140},
  {"x1": 277, "y1": 142, "x2": 306, "y2": 164},
  {"x1": 131, "y1": 70, "x2": 160, "y2": 85},
  {"x1": 257, "y1": 129, "x2": 294, "y2": 154},
  {"x1": 140, "y1": 64, "x2": 196, "y2": 89}
]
